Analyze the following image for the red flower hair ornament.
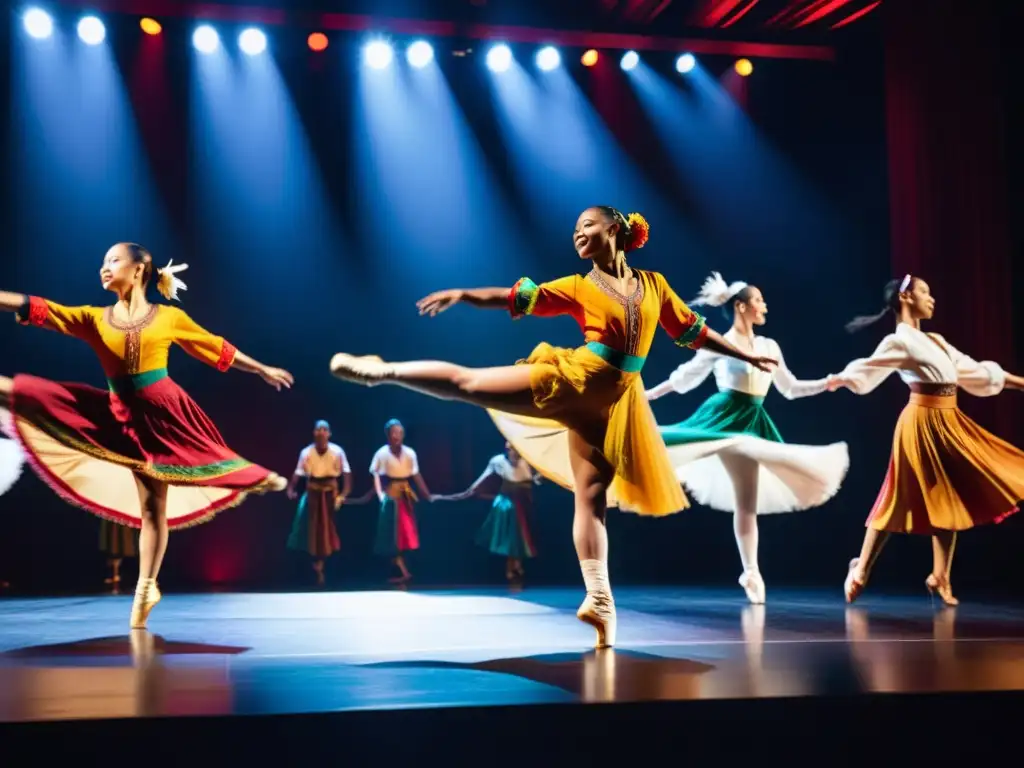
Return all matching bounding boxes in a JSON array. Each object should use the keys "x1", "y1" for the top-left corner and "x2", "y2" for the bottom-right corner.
[{"x1": 624, "y1": 212, "x2": 649, "y2": 252}]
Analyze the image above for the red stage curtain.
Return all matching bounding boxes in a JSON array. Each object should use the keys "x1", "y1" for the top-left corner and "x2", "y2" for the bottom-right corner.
[{"x1": 884, "y1": 0, "x2": 1020, "y2": 440}]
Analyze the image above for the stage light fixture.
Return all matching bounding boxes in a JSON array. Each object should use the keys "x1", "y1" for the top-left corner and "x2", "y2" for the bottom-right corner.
[
  {"x1": 536, "y1": 46, "x2": 560, "y2": 71},
  {"x1": 238, "y1": 27, "x2": 266, "y2": 56},
  {"x1": 140, "y1": 18, "x2": 162, "y2": 35},
  {"x1": 676, "y1": 53, "x2": 695, "y2": 73},
  {"x1": 486, "y1": 44, "x2": 512, "y2": 72},
  {"x1": 77, "y1": 16, "x2": 106, "y2": 45},
  {"x1": 192, "y1": 25, "x2": 219, "y2": 54},
  {"x1": 307, "y1": 32, "x2": 328, "y2": 51},
  {"x1": 407, "y1": 40, "x2": 434, "y2": 68},
  {"x1": 620, "y1": 51, "x2": 639, "y2": 70},
  {"x1": 581, "y1": 49, "x2": 599, "y2": 67},
  {"x1": 735, "y1": 58, "x2": 753, "y2": 76},
  {"x1": 23, "y1": 8, "x2": 53, "y2": 39},
  {"x1": 364, "y1": 40, "x2": 393, "y2": 69}
]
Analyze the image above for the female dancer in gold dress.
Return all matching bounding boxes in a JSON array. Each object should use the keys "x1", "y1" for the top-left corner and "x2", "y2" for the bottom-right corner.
[{"x1": 329, "y1": 207, "x2": 777, "y2": 646}]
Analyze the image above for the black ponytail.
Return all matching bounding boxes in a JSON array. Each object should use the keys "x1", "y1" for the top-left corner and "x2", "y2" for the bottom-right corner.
[{"x1": 845, "y1": 277, "x2": 912, "y2": 333}]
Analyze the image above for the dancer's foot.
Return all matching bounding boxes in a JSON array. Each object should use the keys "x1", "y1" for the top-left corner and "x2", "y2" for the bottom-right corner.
[
  {"x1": 329, "y1": 353, "x2": 393, "y2": 386},
  {"x1": 925, "y1": 573, "x2": 959, "y2": 606},
  {"x1": 738, "y1": 569, "x2": 766, "y2": 604},
  {"x1": 844, "y1": 558, "x2": 865, "y2": 603},
  {"x1": 577, "y1": 593, "x2": 616, "y2": 648},
  {"x1": 129, "y1": 578, "x2": 161, "y2": 629}
]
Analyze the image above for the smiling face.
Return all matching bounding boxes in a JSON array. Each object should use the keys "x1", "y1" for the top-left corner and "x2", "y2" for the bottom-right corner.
[
  {"x1": 736, "y1": 286, "x2": 767, "y2": 326},
  {"x1": 572, "y1": 207, "x2": 619, "y2": 260},
  {"x1": 901, "y1": 278, "x2": 935, "y2": 320},
  {"x1": 99, "y1": 243, "x2": 146, "y2": 295}
]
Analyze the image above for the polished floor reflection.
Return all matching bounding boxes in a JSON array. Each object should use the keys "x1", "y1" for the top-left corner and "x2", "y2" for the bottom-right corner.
[{"x1": 1, "y1": 587, "x2": 1022, "y2": 722}]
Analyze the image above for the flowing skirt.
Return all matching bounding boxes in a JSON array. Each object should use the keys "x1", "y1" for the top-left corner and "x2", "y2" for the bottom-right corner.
[
  {"x1": 99, "y1": 519, "x2": 139, "y2": 558},
  {"x1": 2, "y1": 372, "x2": 284, "y2": 530},
  {"x1": 375, "y1": 479, "x2": 420, "y2": 555},
  {"x1": 487, "y1": 343, "x2": 688, "y2": 516},
  {"x1": 660, "y1": 390, "x2": 849, "y2": 514},
  {"x1": 868, "y1": 391, "x2": 1023, "y2": 533},
  {"x1": 0, "y1": 437, "x2": 25, "y2": 497},
  {"x1": 287, "y1": 478, "x2": 341, "y2": 558},
  {"x1": 476, "y1": 489, "x2": 537, "y2": 559}
]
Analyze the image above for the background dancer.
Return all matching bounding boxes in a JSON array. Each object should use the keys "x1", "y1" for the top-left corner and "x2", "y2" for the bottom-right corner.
[
  {"x1": 329, "y1": 206, "x2": 777, "y2": 647},
  {"x1": 646, "y1": 272, "x2": 848, "y2": 604},
  {"x1": 831, "y1": 275, "x2": 1024, "y2": 605},
  {"x1": 0, "y1": 243, "x2": 293, "y2": 628},
  {"x1": 99, "y1": 519, "x2": 138, "y2": 590},
  {"x1": 369, "y1": 419, "x2": 433, "y2": 583},
  {"x1": 435, "y1": 442, "x2": 541, "y2": 582},
  {"x1": 286, "y1": 420, "x2": 352, "y2": 586}
]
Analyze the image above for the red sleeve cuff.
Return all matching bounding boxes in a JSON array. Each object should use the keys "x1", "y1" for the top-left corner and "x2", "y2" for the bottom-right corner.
[
  {"x1": 217, "y1": 341, "x2": 237, "y2": 372},
  {"x1": 19, "y1": 296, "x2": 49, "y2": 327}
]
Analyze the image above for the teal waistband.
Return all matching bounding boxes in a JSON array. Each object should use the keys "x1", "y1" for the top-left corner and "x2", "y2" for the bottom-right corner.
[
  {"x1": 108, "y1": 368, "x2": 168, "y2": 394},
  {"x1": 718, "y1": 388, "x2": 765, "y2": 407},
  {"x1": 585, "y1": 341, "x2": 646, "y2": 373}
]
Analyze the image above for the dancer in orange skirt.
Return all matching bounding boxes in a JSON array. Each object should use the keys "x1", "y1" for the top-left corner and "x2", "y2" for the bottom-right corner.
[
  {"x1": 329, "y1": 206, "x2": 777, "y2": 647},
  {"x1": 830, "y1": 275, "x2": 1024, "y2": 605},
  {"x1": 0, "y1": 243, "x2": 293, "y2": 628}
]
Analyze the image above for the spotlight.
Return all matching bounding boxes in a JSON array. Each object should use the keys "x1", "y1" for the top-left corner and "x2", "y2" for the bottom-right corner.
[
  {"x1": 192, "y1": 25, "x2": 219, "y2": 54},
  {"x1": 620, "y1": 51, "x2": 638, "y2": 70},
  {"x1": 486, "y1": 44, "x2": 512, "y2": 73},
  {"x1": 536, "y1": 46, "x2": 560, "y2": 71},
  {"x1": 23, "y1": 8, "x2": 53, "y2": 39},
  {"x1": 581, "y1": 49, "x2": 599, "y2": 67},
  {"x1": 676, "y1": 53, "x2": 695, "y2": 73},
  {"x1": 140, "y1": 18, "x2": 162, "y2": 36},
  {"x1": 307, "y1": 32, "x2": 328, "y2": 52},
  {"x1": 238, "y1": 27, "x2": 266, "y2": 55},
  {"x1": 77, "y1": 16, "x2": 106, "y2": 45},
  {"x1": 407, "y1": 40, "x2": 434, "y2": 68},
  {"x1": 735, "y1": 58, "x2": 753, "y2": 76},
  {"x1": 363, "y1": 40, "x2": 393, "y2": 69}
]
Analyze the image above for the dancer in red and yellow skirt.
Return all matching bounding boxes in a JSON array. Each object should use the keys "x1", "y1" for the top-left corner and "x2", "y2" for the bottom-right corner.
[
  {"x1": 830, "y1": 275, "x2": 1024, "y2": 605},
  {"x1": 329, "y1": 206, "x2": 777, "y2": 647},
  {"x1": 0, "y1": 243, "x2": 293, "y2": 628}
]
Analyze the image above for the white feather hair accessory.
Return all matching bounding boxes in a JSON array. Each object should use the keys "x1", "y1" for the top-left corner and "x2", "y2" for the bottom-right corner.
[
  {"x1": 156, "y1": 259, "x2": 188, "y2": 302},
  {"x1": 689, "y1": 271, "x2": 748, "y2": 307}
]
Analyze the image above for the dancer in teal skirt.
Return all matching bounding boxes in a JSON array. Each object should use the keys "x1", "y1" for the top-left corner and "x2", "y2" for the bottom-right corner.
[{"x1": 647, "y1": 273, "x2": 848, "y2": 604}]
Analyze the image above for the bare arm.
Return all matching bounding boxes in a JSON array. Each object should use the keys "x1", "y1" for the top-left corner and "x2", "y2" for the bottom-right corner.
[
  {"x1": 1004, "y1": 372, "x2": 1024, "y2": 391},
  {"x1": 417, "y1": 287, "x2": 508, "y2": 316},
  {"x1": 413, "y1": 473, "x2": 432, "y2": 500},
  {"x1": 373, "y1": 473, "x2": 384, "y2": 502},
  {"x1": 286, "y1": 473, "x2": 302, "y2": 499},
  {"x1": 341, "y1": 472, "x2": 353, "y2": 498},
  {"x1": 0, "y1": 292, "x2": 26, "y2": 313}
]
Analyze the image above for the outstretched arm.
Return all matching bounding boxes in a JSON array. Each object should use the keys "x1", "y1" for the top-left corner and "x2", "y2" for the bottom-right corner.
[
  {"x1": 419, "y1": 276, "x2": 579, "y2": 320},
  {"x1": 437, "y1": 465, "x2": 496, "y2": 501},
  {"x1": 827, "y1": 334, "x2": 906, "y2": 395},
  {"x1": 646, "y1": 352, "x2": 716, "y2": 401},
  {"x1": 770, "y1": 341, "x2": 833, "y2": 400},
  {"x1": 1005, "y1": 373, "x2": 1024, "y2": 390},
  {"x1": 933, "y1": 334, "x2": 1020, "y2": 396},
  {"x1": 3, "y1": 292, "x2": 96, "y2": 338},
  {"x1": 0, "y1": 292, "x2": 26, "y2": 313}
]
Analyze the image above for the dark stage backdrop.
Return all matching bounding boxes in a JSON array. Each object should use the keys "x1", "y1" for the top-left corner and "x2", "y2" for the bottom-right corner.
[{"x1": 0, "y1": 12, "x2": 1019, "y2": 596}]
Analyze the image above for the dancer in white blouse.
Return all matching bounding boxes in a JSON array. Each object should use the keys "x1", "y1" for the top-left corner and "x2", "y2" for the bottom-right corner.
[
  {"x1": 831, "y1": 275, "x2": 1024, "y2": 605},
  {"x1": 647, "y1": 273, "x2": 848, "y2": 604}
]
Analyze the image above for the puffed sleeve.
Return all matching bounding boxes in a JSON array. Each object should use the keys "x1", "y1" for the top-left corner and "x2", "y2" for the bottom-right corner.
[
  {"x1": 171, "y1": 308, "x2": 237, "y2": 372},
  {"x1": 294, "y1": 447, "x2": 310, "y2": 477},
  {"x1": 15, "y1": 296, "x2": 97, "y2": 340},
  {"x1": 508, "y1": 275, "x2": 579, "y2": 319},
  {"x1": 407, "y1": 447, "x2": 420, "y2": 475},
  {"x1": 837, "y1": 334, "x2": 907, "y2": 395},
  {"x1": 769, "y1": 339, "x2": 830, "y2": 400},
  {"x1": 931, "y1": 335, "x2": 1006, "y2": 397},
  {"x1": 666, "y1": 351, "x2": 717, "y2": 395},
  {"x1": 369, "y1": 448, "x2": 386, "y2": 476},
  {"x1": 654, "y1": 273, "x2": 708, "y2": 349},
  {"x1": 335, "y1": 446, "x2": 352, "y2": 473}
]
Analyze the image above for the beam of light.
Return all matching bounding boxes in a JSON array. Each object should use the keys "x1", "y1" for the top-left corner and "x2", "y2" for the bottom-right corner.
[
  {"x1": 238, "y1": 27, "x2": 266, "y2": 56},
  {"x1": 193, "y1": 25, "x2": 219, "y2": 54},
  {"x1": 536, "y1": 46, "x2": 560, "y2": 71},
  {"x1": 486, "y1": 44, "x2": 512, "y2": 72},
  {"x1": 307, "y1": 32, "x2": 328, "y2": 51},
  {"x1": 23, "y1": 8, "x2": 53, "y2": 39},
  {"x1": 581, "y1": 49, "x2": 598, "y2": 67},
  {"x1": 620, "y1": 50, "x2": 639, "y2": 70},
  {"x1": 406, "y1": 40, "x2": 433, "y2": 68},
  {"x1": 77, "y1": 16, "x2": 106, "y2": 45},
  {"x1": 140, "y1": 18, "x2": 162, "y2": 35},
  {"x1": 735, "y1": 58, "x2": 753, "y2": 76},
  {"x1": 363, "y1": 39, "x2": 393, "y2": 69},
  {"x1": 676, "y1": 53, "x2": 696, "y2": 73}
]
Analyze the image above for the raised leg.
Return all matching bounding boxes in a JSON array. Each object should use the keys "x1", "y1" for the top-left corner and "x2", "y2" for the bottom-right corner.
[
  {"x1": 131, "y1": 474, "x2": 168, "y2": 629},
  {"x1": 721, "y1": 454, "x2": 764, "y2": 604},
  {"x1": 568, "y1": 429, "x2": 616, "y2": 648},
  {"x1": 330, "y1": 355, "x2": 543, "y2": 417},
  {"x1": 845, "y1": 527, "x2": 891, "y2": 602}
]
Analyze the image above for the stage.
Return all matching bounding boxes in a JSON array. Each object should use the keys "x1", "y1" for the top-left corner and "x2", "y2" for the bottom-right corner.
[{"x1": 1, "y1": 586, "x2": 1023, "y2": 763}]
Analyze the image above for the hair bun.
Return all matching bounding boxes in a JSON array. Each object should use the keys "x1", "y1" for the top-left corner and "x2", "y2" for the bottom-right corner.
[{"x1": 624, "y1": 212, "x2": 649, "y2": 252}]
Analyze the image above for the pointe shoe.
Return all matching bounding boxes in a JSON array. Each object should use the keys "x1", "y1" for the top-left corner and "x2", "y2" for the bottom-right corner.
[
  {"x1": 926, "y1": 573, "x2": 959, "y2": 606},
  {"x1": 129, "y1": 580, "x2": 162, "y2": 630},
  {"x1": 577, "y1": 593, "x2": 617, "y2": 648},
  {"x1": 844, "y1": 558, "x2": 865, "y2": 604},
  {"x1": 329, "y1": 353, "x2": 392, "y2": 386},
  {"x1": 739, "y1": 570, "x2": 766, "y2": 604}
]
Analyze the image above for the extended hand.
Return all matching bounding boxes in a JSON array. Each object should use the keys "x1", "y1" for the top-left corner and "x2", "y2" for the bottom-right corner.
[
  {"x1": 825, "y1": 375, "x2": 847, "y2": 392},
  {"x1": 416, "y1": 289, "x2": 464, "y2": 317},
  {"x1": 749, "y1": 356, "x2": 778, "y2": 374},
  {"x1": 286, "y1": 487, "x2": 298, "y2": 500},
  {"x1": 260, "y1": 366, "x2": 294, "y2": 391}
]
